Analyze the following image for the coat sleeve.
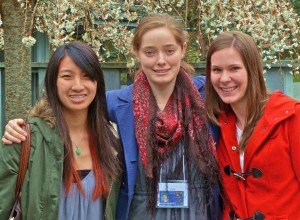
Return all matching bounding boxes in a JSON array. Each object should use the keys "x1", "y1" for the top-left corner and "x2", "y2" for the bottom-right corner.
[
  {"x1": 0, "y1": 143, "x2": 21, "y2": 219},
  {"x1": 106, "y1": 91, "x2": 117, "y2": 123},
  {"x1": 192, "y1": 76, "x2": 220, "y2": 143},
  {"x1": 290, "y1": 103, "x2": 300, "y2": 185}
]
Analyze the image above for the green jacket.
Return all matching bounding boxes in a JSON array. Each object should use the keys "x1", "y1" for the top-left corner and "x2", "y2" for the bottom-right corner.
[{"x1": 0, "y1": 112, "x2": 120, "y2": 219}]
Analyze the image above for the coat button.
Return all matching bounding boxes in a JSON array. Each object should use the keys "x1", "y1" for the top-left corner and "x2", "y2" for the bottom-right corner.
[{"x1": 232, "y1": 146, "x2": 237, "y2": 151}]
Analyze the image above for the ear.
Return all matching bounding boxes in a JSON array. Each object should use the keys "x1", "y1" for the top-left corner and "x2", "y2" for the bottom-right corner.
[
  {"x1": 181, "y1": 42, "x2": 187, "y2": 59},
  {"x1": 134, "y1": 50, "x2": 140, "y2": 62}
]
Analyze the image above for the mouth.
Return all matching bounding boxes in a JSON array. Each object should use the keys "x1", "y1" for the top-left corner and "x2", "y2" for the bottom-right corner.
[
  {"x1": 154, "y1": 69, "x2": 171, "y2": 73},
  {"x1": 69, "y1": 95, "x2": 87, "y2": 98},
  {"x1": 70, "y1": 95, "x2": 86, "y2": 99},
  {"x1": 220, "y1": 86, "x2": 237, "y2": 92}
]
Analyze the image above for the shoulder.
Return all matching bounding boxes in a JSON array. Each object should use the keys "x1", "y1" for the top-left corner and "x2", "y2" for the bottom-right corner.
[
  {"x1": 106, "y1": 85, "x2": 133, "y2": 122},
  {"x1": 265, "y1": 91, "x2": 300, "y2": 121},
  {"x1": 192, "y1": 75, "x2": 206, "y2": 100},
  {"x1": 28, "y1": 117, "x2": 62, "y2": 145},
  {"x1": 106, "y1": 84, "x2": 133, "y2": 100},
  {"x1": 106, "y1": 85, "x2": 133, "y2": 108},
  {"x1": 192, "y1": 75, "x2": 206, "y2": 89}
]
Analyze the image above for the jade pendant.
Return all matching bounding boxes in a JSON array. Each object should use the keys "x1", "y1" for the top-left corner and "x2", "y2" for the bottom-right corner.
[{"x1": 76, "y1": 147, "x2": 81, "y2": 156}]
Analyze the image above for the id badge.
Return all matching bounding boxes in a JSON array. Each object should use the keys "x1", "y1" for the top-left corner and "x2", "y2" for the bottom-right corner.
[{"x1": 157, "y1": 181, "x2": 188, "y2": 208}]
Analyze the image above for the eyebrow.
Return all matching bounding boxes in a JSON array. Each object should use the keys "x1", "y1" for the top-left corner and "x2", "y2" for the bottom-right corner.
[
  {"x1": 58, "y1": 69, "x2": 73, "y2": 73},
  {"x1": 211, "y1": 63, "x2": 242, "y2": 68},
  {"x1": 142, "y1": 44, "x2": 177, "y2": 49}
]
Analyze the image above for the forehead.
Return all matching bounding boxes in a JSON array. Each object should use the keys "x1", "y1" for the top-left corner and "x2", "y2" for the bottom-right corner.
[
  {"x1": 139, "y1": 27, "x2": 180, "y2": 49},
  {"x1": 211, "y1": 47, "x2": 243, "y2": 64}
]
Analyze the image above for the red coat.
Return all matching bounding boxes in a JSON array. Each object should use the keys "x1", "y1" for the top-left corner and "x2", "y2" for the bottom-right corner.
[{"x1": 217, "y1": 91, "x2": 300, "y2": 219}]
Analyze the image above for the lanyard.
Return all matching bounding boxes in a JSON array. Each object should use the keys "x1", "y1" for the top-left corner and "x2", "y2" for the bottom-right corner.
[{"x1": 159, "y1": 146, "x2": 186, "y2": 182}]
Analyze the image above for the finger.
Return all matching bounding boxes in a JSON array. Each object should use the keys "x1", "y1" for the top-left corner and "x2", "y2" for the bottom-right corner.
[
  {"x1": 5, "y1": 126, "x2": 26, "y2": 142},
  {"x1": 2, "y1": 135, "x2": 13, "y2": 145},
  {"x1": 2, "y1": 131, "x2": 21, "y2": 144},
  {"x1": 6, "y1": 120, "x2": 27, "y2": 138}
]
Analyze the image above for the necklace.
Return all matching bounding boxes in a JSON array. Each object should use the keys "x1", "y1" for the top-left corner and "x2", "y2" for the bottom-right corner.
[
  {"x1": 75, "y1": 146, "x2": 81, "y2": 156},
  {"x1": 72, "y1": 140, "x2": 82, "y2": 156},
  {"x1": 71, "y1": 129, "x2": 84, "y2": 156},
  {"x1": 72, "y1": 131, "x2": 85, "y2": 156}
]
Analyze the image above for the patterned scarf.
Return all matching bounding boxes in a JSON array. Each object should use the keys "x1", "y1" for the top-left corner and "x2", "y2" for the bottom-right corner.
[{"x1": 132, "y1": 69, "x2": 218, "y2": 212}]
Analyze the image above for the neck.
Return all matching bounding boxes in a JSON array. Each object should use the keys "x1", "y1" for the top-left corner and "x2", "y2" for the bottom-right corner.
[
  {"x1": 149, "y1": 81, "x2": 176, "y2": 110},
  {"x1": 62, "y1": 110, "x2": 88, "y2": 134},
  {"x1": 231, "y1": 103, "x2": 247, "y2": 130}
]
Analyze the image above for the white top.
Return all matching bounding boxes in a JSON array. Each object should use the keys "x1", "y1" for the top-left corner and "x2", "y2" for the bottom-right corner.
[{"x1": 236, "y1": 124, "x2": 244, "y2": 172}]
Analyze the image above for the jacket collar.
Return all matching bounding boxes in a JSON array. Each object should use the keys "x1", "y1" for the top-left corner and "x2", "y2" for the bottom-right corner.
[
  {"x1": 114, "y1": 84, "x2": 138, "y2": 163},
  {"x1": 117, "y1": 84, "x2": 133, "y2": 104}
]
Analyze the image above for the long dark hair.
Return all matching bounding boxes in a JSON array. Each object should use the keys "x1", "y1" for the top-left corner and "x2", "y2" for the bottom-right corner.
[{"x1": 44, "y1": 41, "x2": 122, "y2": 198}]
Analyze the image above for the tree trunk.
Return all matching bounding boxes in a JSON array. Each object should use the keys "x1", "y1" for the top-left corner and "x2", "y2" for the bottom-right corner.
[{"x1": 0, "y1": 0, "x2": 32, "y2": 122}]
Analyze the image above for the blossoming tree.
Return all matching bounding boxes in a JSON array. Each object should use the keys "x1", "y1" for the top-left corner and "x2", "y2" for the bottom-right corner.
[{"x1": 0, "y1": 0, "x2": 299, "y2": 120}]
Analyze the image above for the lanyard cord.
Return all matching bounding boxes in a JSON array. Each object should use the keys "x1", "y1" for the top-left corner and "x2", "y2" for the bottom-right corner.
[{"x1": 159, "y1": 146, "x2": 186, "y2": 182}]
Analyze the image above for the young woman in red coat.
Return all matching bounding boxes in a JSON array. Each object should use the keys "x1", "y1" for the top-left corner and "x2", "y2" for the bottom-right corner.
[{"x1": 205, "y1": 31, "x2": 300, "y2": 219}]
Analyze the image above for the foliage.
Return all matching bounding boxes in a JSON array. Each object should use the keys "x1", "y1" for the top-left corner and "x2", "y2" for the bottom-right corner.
[
  {"x1": 0, "y1": 18, "x2": 3, "y2": 50},
  {"x1": 291, "y1": 0, "x2": 300, "y2": 16},
  {"x1": 0, "y1": 0, "x2": 299, "y2": 74},
  {"x1": 294, "y1": 74, "x2": 300, "y2": 82}
]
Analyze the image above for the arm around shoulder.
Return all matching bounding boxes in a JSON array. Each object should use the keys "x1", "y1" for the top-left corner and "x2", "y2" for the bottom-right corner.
[{"x1": 0, "y1": 142, "x2": 22, "y2": 219}]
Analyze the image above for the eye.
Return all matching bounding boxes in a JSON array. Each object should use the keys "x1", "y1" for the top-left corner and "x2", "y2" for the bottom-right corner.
[
  {"x1": 166, "y1": 49, "x2": 175, "y2": 55},
  {"x1": 61, "y1": 74, "x2": 71, "y2": 79},
  {"x1": 145, "y1": 50, "x2": 155, "y2": 57},
  {"x1": 231, "y1": 66, "x2": 241, "y2": 72},
  {"x1": 212, "y1": 67, "x2": 221, "y2": 73},
  {"x1": 83, "y1": 73, "x2": 90, "y2": 78},
  {"x1": 83, "y1": 73, "x2": 94, "y2": 81}
]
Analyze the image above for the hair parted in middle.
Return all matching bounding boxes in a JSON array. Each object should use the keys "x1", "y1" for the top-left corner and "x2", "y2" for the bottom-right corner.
[
  {"x1": 132, "y1": 13, "x2": 195, "y2": 74},
  {"x1": 205, "y1": 31, "x2": 268, "y2": 151}
]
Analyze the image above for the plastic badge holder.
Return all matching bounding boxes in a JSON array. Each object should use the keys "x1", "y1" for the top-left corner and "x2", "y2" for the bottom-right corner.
[{"x1": 157, "y1": 150, "x2": 188, "y2": 208}]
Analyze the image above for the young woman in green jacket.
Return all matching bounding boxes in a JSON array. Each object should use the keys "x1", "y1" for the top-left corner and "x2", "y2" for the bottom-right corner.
[{"x1": 0, "y1": 42, "x2": 122, "y2": 220}]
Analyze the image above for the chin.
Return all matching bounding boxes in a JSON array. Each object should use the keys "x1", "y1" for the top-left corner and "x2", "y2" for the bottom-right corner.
[{"x1": 220, "y1": 97, "x2": 235, "y2": 105}]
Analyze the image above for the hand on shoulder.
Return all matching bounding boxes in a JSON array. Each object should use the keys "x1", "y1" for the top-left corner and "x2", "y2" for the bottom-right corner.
[{"x1": 2, "y1": 119, "x2": 27, "y2": 144}]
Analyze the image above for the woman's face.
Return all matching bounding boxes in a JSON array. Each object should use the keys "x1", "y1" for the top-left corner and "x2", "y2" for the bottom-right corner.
[
  {"x1": 57, "y1": 55, "x2": 97, "y2": 115},
  {"x1": 135, "y1": 27, "x2": 186, "y2": 89},
  {"x1": 210, "y1": 47, "x2": 248, "y2": 109}
]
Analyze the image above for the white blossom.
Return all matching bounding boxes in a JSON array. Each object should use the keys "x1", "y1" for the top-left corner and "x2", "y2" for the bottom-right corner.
[{"x1": 22, "y1": 36, "x2": 36, "y2": 47}]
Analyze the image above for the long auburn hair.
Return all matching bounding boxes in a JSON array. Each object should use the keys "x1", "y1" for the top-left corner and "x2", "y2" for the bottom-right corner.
[
  {"x1": 132, "y1": 13, "x2": 195, "y2": 75},
  {"x1": 205, "y1": 31, "x2": 268, "y2": 151},
  {"x1": 44, "y1": 41, "x2": 122, "y2": 199}
]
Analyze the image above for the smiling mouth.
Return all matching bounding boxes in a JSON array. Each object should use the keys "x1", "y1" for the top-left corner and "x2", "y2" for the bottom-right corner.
[
  {"x1": 221, "y1": 86, "x2": 237, "y2": 92},
  {"x1": 69, "y1": 95, "x2": 87, "y2": 98},
  {"x1": 154, "y1": 69, "x2": 170, "y2": 73}
]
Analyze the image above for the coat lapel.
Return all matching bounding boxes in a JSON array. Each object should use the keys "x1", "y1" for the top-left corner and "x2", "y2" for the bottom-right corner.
[
  {"x1": 114, "y1": 85, "x2": 138, "y2": 163},
  {"x1": 219, "y1": 112, "x2": 241, "y2": 172}
]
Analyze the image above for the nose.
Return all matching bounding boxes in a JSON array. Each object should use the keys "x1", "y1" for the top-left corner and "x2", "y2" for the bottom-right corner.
[
  {"x1": 157, "y1": 52, "x2": 166, "y2": 65},
  {"x1": 220, "y1": 71, "x2": 231, "y2": 82},
  {"x1": 72, "y1": 77, "x2": 85, "y2": 90}
]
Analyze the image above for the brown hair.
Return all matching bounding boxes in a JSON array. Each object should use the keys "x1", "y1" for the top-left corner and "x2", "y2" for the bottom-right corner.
[
  {"x1": 132, "y1": 13, "x2": 194, "y2": 74},
  {"x1": 205, "y1": 31, "x2": 268, "y2": 151}
]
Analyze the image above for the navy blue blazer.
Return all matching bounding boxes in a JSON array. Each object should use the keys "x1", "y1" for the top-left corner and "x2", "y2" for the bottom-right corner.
[{"x1": 106, "y1": 76, "x2": 221, "y2": 220}]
